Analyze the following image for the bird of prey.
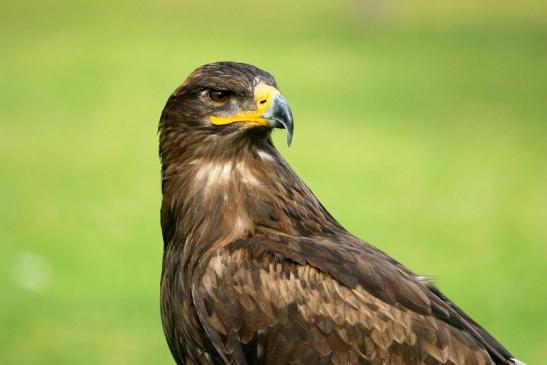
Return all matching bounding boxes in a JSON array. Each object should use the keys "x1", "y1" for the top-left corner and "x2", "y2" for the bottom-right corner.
[{"x1": 158, "y1": 62, "x2": 524, "y2": 365}]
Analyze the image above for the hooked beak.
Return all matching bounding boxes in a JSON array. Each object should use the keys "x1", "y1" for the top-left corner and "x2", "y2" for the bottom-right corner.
[{"x1": 209, "y1": 83, "x2": 294, "y2": 146}]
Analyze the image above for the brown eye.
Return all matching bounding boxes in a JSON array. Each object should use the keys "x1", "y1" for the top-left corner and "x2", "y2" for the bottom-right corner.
[{"x1": 208, "y1": 90, "x2": 231, "y2": 103}]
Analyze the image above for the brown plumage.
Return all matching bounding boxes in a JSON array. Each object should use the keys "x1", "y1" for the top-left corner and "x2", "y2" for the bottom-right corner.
[{"x1": 158, "y1": 62, "x2": 522, "y2": 365}]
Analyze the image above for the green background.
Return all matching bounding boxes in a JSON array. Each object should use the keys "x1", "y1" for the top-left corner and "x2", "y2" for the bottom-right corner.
[{"x1": 1, "y1": 0, "x2": 546, "y2": 363}]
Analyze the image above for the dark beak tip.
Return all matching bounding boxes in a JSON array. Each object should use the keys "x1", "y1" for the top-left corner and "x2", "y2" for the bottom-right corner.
[
  {"x1": 284, "y1": 118, "x2": 294, "y2": 147},
  {"x1": 265, "y1": 93, "x2": 294, "y2": 147}
]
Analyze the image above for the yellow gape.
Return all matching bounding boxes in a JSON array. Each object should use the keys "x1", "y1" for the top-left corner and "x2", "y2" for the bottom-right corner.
[{"x1": 209, "y1": 83, "x2": 280, "y2": 127}]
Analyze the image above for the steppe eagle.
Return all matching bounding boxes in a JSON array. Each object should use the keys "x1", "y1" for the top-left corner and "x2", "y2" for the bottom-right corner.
[{"x1": 158, "y1": 62, "x2": 524, "y2": 365}]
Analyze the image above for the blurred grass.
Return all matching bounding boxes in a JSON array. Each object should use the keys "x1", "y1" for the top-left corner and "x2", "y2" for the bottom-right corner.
[{"x1": 1, "y1": 0, "x2": 546, "y2": 363}]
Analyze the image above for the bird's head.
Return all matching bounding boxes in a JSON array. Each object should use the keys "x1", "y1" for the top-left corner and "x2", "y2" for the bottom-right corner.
[{"x1": 159, "y1": 62, "x2": 294, "y2": 150}]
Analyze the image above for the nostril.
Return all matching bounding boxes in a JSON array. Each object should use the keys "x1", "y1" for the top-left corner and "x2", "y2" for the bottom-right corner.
[{"x1": 259, "y1": 99, "x2": 267, "y2": 105}]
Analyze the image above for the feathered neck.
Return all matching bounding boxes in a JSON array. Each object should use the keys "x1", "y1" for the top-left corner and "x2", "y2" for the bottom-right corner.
[{"x1": 159, "y1": 129, "x2": 343, "y2": 260}]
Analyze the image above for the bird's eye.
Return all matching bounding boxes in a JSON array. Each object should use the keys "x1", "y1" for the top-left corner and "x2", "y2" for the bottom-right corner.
[{"x1": 208, "y1": 90, "x2": 231, "y2": 103}]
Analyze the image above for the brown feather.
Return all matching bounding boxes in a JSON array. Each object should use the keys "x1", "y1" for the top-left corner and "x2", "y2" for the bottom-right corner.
[{"x1": 159, "y1": 62, "x2": 518, "y2": 365}]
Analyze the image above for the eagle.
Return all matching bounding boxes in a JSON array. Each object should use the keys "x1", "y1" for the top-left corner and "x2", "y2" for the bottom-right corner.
[{"x1": 158, "y1": 62, "x2": 524, "y2": 365}]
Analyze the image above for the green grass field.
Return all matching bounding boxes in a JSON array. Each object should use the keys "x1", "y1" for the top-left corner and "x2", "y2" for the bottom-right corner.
[{"x1": 1, "y1": 0, "x2": 546, "y2": 363}]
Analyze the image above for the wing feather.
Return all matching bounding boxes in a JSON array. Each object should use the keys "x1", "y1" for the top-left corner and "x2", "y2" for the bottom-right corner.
[{"x1": 192, "y1": 238, "x2": 502, "y2": 364}]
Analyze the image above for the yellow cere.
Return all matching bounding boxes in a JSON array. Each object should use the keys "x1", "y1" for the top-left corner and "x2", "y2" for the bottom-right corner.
[{"x1": 210, "y1": 83, "x2": 279, "y2": 127}]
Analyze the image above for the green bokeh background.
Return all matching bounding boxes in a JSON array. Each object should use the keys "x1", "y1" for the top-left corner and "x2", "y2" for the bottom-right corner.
[{"x1": 1, "y1": 0, "x2": 546, "y2": 363}]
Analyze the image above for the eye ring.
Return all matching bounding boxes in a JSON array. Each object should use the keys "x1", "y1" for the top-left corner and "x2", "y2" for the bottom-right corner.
[{"x1": 208, "y1": 89, "x2": 232, "y2": 103}]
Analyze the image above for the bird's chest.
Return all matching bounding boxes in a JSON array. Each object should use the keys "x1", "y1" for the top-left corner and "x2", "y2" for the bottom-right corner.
[{"x1": 160, "y1": 248, "x2": 219, "y2": 364}]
